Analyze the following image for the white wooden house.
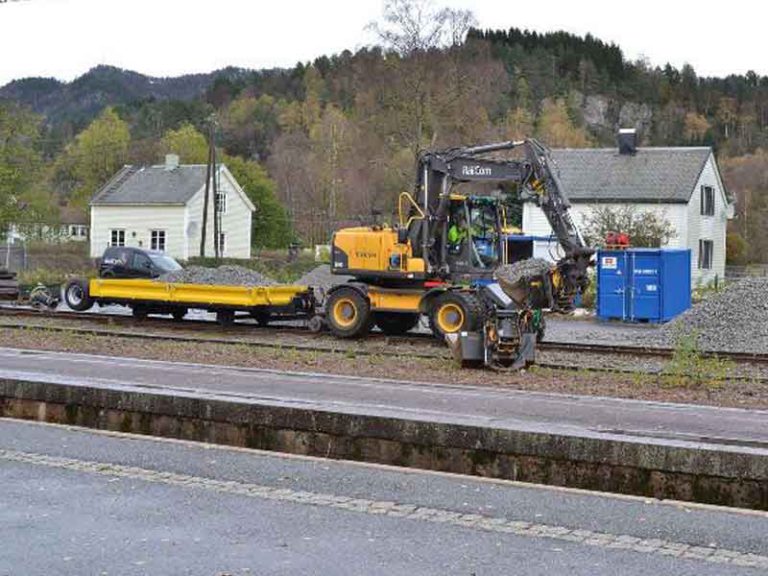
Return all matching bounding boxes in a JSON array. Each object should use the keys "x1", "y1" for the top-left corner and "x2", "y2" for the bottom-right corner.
[
  {"x1": 90, "y1": 155, "x2": 254, "y2": 260},
  {"x1": 523, "y1": 132, "x2": 734, "y2": 285}
]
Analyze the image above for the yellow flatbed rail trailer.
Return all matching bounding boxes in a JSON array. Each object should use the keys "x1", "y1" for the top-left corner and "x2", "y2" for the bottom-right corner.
[
  {"x1": 73, "y1": 278, "x2": 316, "y2": 327},
  {"x1": 88, "y1": 278, "x2": 310, "y2": 309}
]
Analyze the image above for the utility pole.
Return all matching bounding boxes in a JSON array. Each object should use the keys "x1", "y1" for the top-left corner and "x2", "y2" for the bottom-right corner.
[
  {"x1": 200, "y1": 117, "x2": 216, "y2": 258},
  {"x1": 213, "y1": 137, "x2": 220, "y2": 260}
]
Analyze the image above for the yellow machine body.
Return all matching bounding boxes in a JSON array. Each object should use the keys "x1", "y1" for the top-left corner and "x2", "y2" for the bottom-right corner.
[{"x1": 331, "y1": 226, "x2": 425, "y2": 280}]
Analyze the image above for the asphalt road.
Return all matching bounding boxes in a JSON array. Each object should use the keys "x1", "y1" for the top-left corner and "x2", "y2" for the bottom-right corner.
[
  {"x1": 0, "y1": 347, "x2": 766, "y2": 450},
  {"x1": 0, "y1": 418, "x2": 766, "y2": 576}
]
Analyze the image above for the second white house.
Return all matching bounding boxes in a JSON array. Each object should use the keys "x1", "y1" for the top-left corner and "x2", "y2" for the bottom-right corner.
[
  {"x1": 90, "y1": 155, "x2": 254, "y2": 260},
  {"x1": 523, "y1": 131, "x2": 734, "y2": 286}
]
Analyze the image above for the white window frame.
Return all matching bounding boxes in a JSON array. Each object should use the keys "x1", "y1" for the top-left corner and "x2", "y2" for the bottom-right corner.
[
  {"x1": 217, "y1": 232, "x2": 226, "y2": 256},
  {"x1": 700, "y1": 185, "x2": 715, "y2": 217},
  {"x1": 150, "y1": 230, "x2": 166, "y2": 252},
  {"x1": 698, "y1": 239, "x2": 713, "y2": 270},
  {"x1": 110, "y1": 229, "x2": 125, "y2": 247},
  {"x1": 215, "y1": 191, "x2": 228, "y2": 215}
]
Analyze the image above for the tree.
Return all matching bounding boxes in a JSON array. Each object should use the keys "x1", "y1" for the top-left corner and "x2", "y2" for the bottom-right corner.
[
  {"x1": 581, "y1": 205, "x2": 676, "y2": 248},
  {"x1": 220, "y1": 94, "x2": 280, "y2": 159},
  {"x1": 160, "y1": 123, "x2": 208, "y2": 164},
  {"x1": 683, "y1": 112, "x2": 710, "y2": 143},
  {"x1": 504, "y1": 106, "x2": 534, "y2": 140},
  {"x1": 536, "y1": 98, "x2": 591, "y2": 147},
  {"x1": 368, "y1": 0, "x2": 452, "y2": 56},
  {"x1": 726, "y1": 232, "x2": 748, "y2": 265},
  {"x1": 222, "y1": 154, "x2": 292, "y2": 248},
  {"x1": 56, "y1": 107, "x2": 130, "y2": 209},
  {"x1": 0, "y1": 103, "x2": 48, "y2": 239}
]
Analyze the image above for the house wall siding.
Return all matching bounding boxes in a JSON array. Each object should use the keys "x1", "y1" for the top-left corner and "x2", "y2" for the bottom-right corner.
[
  {"x1": 522, "y1": 202, "x2": 688, "y2": 249},
  {"x1": 686, "y1": 155, "x2": 728, "y2": 286},
  {"x1": 90, "y1": 205, "x2": 186, "y2": 258},
  {"x1": 185, "y1": 168, "x2": 252, "y2": 259}
]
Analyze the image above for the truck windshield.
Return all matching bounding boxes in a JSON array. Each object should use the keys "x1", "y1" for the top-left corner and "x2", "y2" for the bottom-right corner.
[{"x1": 149, "y1": 254, "x2": 182, "y2": 272}]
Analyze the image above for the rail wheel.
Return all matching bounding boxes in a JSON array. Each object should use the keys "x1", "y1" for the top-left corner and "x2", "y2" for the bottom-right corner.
[
  {"x1": 172, "y1": 308, "x2": 187, "y2": 322},
  {"x1": 326, "y1": 287, "x2": 372, "y2": 338},
  {"x1": 217, "y1": 310, "x2": 236, "y2": 327},
  {"x1": 374, "y1": 312, "x2": 420, "y2": 336},
  {"x1": 429, "y1": 291, "x2": 481, "y2": 339},
  {"x1": 132, "y1": 305, "x2": 149, "y2": 320},
  {"x1": 64, "y1": 279, "x2": 94, "y2": 312}
]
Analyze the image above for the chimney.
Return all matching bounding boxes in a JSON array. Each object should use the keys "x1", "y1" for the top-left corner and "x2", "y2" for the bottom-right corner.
[
  {"x1": 618, "y1": 128, "x2": 637, "y2": 155},
  {"x1": 164, "y1": 154, "x2": 180, "y2": 170}
]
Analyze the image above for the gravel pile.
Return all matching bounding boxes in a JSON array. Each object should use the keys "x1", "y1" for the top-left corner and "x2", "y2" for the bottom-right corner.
[
  {"x1": 496, "y1": 258, "x2": 552, "y2": 287},
  {"x1": 658, "y1": 277, "x2": 768, "y2": 353},
  {"x1": 296, "y1": 265, "x2": 352, "y2": 291},
  {"x1": 159, "y1": 265, "x2": 276, "y2": 287}
]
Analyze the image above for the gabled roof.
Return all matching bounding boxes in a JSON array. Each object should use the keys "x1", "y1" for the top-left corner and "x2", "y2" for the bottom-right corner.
[
  {"x1": 549, "y1": 147, "x2": 715, "y2": 204},
  {"x1": 91, "y1": 164, "x2": 208, "y2": 205}
]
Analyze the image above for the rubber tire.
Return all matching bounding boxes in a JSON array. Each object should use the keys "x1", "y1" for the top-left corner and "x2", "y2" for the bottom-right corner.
[
  {"x1": 172, "y1": 308, "x2": 187, "y2": 322},
  {"x1": 374, "y1": 312, "x2": 420, "y2": 336},
  {"x1": 326, "y1": 287, "x2": 372, "y2": 339},
  {"x1": 429, "y1": 291, "x2": 482, "y2": 339},
  {"x1": 64, "y1": 279, "x2": 94, "y2": 312}
]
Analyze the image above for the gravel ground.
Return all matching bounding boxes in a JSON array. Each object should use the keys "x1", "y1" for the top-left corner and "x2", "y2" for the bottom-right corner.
[
  {"x1": 296, "y1": 264, "x2": 352, "y2": 298},
  {"x1": 159, "y1": 265, "x2": 275, "y2": 286},
  {"x1": 657, "y1": 277, "x2": 768, "y2": 354},
  {"x1": 0, "y1": 316, "x2": 765, "y2": 409}
]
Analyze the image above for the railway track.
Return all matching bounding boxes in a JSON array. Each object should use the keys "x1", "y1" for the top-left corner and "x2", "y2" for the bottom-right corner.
[{"x1": 1, "y1": 304, "x2": 767, "y2": 366}]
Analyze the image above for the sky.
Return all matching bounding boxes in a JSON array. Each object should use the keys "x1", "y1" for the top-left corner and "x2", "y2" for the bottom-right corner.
[{"x1": 0, "y1": 0, "x2": 765, "y2": 86}]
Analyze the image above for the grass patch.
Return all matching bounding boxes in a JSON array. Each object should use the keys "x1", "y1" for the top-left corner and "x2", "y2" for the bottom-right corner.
[{"x1": 660, "y1": 332, "x2": 734, "y2": 390}]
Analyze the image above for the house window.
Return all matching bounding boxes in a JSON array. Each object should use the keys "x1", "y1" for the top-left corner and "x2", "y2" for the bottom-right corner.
[
  {"x1": 217, "y1": 232, "x2": 226, "y2": 256},
  {"x1": 150, "y1": 230, "x2": 166, "y2": 252},
  {"x1": 215, "y1": 191, "x2": 227, "y2": 214},
  {"x1": 698, "y1": 239, "x2": 713, "y2": 270},
  {"x1": 700, "y1": 185, "x2": 715, "y2": 216},
  {"x1": 110, "y1": 229, "x2": 125, "y2": 247}
]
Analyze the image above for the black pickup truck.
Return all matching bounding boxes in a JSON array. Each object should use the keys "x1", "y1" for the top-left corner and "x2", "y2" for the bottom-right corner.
[{"x1": 98, "y1": 247, "x2": 182, "y2": 279}]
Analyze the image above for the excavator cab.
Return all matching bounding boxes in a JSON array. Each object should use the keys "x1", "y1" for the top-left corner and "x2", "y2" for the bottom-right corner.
[{"x1": 444, "y1": 196, "x2": 502, "y2": 279}]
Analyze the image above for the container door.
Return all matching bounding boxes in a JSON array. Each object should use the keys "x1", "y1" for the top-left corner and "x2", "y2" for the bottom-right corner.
[
  {"x1": 598, "y1": 252, "x2": 627, "y2": 320},
  {"x1": 629, "y1": 252, "x2": 661, "y2": 321}
]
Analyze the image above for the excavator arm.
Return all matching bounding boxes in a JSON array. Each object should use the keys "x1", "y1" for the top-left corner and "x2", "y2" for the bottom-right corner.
[{"x1": 412, "y1": 139, "x2": 593, "y2": 301}]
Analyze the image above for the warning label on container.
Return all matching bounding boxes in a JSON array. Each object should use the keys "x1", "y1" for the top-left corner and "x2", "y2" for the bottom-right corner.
[{"x1": 601, "y1": 256, "x2": 618, "y2": 270}]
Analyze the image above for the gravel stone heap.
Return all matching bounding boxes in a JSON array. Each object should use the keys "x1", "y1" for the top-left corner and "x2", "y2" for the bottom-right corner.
[
  {"x1": 296, "y1": 264, "x2": 352, "y2": 291},
  {"x1": 159, "y1": 265, "x2": 276, "y2": 287},
  {"x1": 659, "y1": 277, "x2": 768, "y2": 353},
  {"x1": 495, "y1": 258, "x2": 552, "y2": 287}
]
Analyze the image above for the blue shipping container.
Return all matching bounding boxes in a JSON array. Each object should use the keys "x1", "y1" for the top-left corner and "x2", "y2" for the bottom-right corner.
[{"x1": 596, "y1": 248, "x2": 691, "y2": 323}]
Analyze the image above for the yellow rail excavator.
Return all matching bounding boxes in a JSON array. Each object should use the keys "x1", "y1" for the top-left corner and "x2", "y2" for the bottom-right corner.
[{"x1": 326, "y1": 138, "x2": 593, "y2": 366}]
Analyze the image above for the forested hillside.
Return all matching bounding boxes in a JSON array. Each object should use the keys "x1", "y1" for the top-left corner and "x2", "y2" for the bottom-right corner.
[{"x1": 1, "y1": 0, "x2": 766, "y2": 260}]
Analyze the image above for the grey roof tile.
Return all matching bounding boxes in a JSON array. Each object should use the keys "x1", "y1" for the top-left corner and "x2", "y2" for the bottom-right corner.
[
  {"x1": 549, "y1": 147, "x2": 713, "y2": 203},
  {"x1": 91, "y1": 164, "x2": 208, "y2": 205}
]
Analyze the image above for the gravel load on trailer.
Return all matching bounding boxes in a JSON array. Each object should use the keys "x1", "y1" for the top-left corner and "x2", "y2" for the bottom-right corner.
[
  {"x1": 658, "y1": 277, "x2": 768, "y2": 353},
  {"x1": 496, "y1": 258, "x2": 552, "y2": 287},
  {"x1": 296, "y1": 264, "x2": 352, "y2": 292},
  {"x1": 158, "y1": 265, "x2": 276, "y2": 287}
]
